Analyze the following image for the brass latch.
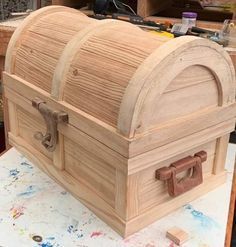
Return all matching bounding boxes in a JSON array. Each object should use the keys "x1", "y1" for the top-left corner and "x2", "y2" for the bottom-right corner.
[
  {"x1": 156, "y1": 151, "x2": 207, "y2": 197},
  {"x1": 32, "y1": 98, "x2": 68, "y2": 152}
]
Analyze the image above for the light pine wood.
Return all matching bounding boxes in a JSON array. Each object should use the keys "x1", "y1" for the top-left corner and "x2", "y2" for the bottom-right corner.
[
  {"x1": 7, "y1": 100, "x2": 18, "y2": 136},
  {"x1": 53, "y1": 133, "x2": 65, "y2": 170},
  {"x1": 118, "y1": 36, "x2": 235, "y2": 138},
  {"x1": 3, "y1": 72, "x2": 130, "y2": 158},
  {"x1": 16, "y1": 106, "x2": 53, "y2": 160},
  {"x1": 127, "y1": 173, "x2": 139, "y2": 219},
  {"x1": 5, "y1": 6, "x2": 88, "y2": 92},
  {"x1": 133, "y1": 141, "x2": 216, "y2": 214},
  {"x1": 115, "y1": 169, "x2": 127, "y2": 218},
  {"x1": 3, "y1": 6, "x2": 236, "y2": 238},
  {"x1": 125, "y1": 171, "x2": 227, "y2": 237},
  {"x1": 129, "y1": 103, "x2": 236, "y2": 157},
  {"x1": 166, "y1": 227, "x2": 189, "y2": 246},
  {"x1": 64, "y1": 136, "x2": 117, "y2": 207},
  {"x1": 128, "y1": 119, "x2": 235, "y2": 175},
  {"x1": 56, "y1": 21, "x2": 167, "y2": 127},
  {"x1": 8, "y1": 133, "x2": 126, "y2": 236},
  {"x1": 213, "y1": 134, "x2": 230, "y2": 175},
  {"x1": 4, "y1": 72, "x2": 236, "y2": 159},
  {"x1": 2, "y1": 92, "x2": 10, "y2": 149}
]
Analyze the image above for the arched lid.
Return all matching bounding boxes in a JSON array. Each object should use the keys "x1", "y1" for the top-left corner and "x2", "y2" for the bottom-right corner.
[
  {"x1": 5, "y1": 6, "x2": 94, "y2": 92},
  {"x1": 5, "y1": 7, "x2": 235, "y2": 139},
  {"x1": 118, "y1": 36, "x2": 236, "y2": 138}
]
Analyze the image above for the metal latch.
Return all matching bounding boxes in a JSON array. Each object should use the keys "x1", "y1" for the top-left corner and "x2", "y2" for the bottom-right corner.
[{"x1": 32, "y1": 98, "x2": 68, "y2": 152}]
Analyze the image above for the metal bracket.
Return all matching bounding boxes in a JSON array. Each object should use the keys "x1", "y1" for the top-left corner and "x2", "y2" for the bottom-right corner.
[
  {"x1": 156, "y1": 151, "x2": 207, "y2": 197},
  {"x1": 32, "y1": 98, "x2": 68, "y2": 152}
]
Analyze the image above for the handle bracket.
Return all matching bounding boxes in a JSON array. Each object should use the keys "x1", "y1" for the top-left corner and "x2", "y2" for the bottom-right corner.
[
  {"x1": 156, "y1": 151, "x2": 207, "y2": 197},
  {"x1": 32, "y1": 98, "x2": 68, "y2": 152}
]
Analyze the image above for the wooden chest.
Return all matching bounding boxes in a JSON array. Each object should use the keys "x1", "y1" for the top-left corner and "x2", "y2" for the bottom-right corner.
[{"x1": 3, "y1": 6, "x2": 236, "y2": 237}]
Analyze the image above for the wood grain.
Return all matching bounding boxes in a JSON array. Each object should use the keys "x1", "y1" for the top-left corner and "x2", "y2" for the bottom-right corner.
[
  {"x1": 3, "y1": 6, "x2": 236, "y2": 238},
  {"x1": 8, "y1": 133, "x2": 126, "y2": 236},
  {"x1": 118, "y1": 36, "x2": 235, "y2": 138}
]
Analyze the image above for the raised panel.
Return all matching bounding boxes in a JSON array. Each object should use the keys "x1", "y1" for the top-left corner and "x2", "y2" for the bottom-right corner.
[
  {"x1": 16, "y1": 106, "x2": 53, "y2": 160},
  {"x1": 151, "y1": 66, "x2": 219, "y2": 126},
  {"x1": 64, "y1": 137, "x2": 116, "y2": 207}
]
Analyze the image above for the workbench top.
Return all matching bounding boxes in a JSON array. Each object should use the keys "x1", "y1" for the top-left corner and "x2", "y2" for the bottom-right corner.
[{"x1": 0, "y1": 146, "x2": 235, "y2": 247}]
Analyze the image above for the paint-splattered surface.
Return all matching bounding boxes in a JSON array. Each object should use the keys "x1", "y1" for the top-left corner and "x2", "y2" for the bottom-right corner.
[{"x1": 0, "y1": 145, "x2": 235, "y2": 247}]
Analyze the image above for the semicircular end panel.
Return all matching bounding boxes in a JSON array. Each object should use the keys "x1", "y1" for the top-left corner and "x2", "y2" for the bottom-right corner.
[
  {"x1": 5, "y1": 6, "x2": 92, "y2": 93},
  {"x1": 118, "y1": 36, "x2": 235, "y2": 138},
  {"x1": 143, "y1": 65, "x2": 220, "y2": 129}
]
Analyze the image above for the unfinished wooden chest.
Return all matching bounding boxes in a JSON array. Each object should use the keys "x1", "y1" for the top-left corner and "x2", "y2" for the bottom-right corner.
[{"x1": 3, "y1": 6, "x2": 236, "y2": 237}]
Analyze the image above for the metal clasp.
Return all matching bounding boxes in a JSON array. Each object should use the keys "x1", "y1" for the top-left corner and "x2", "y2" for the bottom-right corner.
[{"x1": 32, "y1": 98, "x2": 68, "y2": 152}]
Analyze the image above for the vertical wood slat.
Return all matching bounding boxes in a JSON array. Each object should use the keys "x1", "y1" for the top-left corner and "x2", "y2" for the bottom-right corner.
[
  {"x1": 7, "y1": 100, "x2": 19, "y2": 136},
  {"x1": 115, "y1": 169, "x2": 127, "y2": 219},
  {"x1": 127, "y1": 173, "x2": 139, "y2": 219},
  {"x1": 53, "y1": 133, "x2": 65, "y2": 170},
  {"x1": 213, "y1": 134, "x2": 230, "y2": 175},
  {"x1": 2, "y1": 93, "x2": 10, "y2": 150}
]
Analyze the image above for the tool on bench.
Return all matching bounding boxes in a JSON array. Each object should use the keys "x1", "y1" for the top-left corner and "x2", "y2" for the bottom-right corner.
[
  {"x1": 89, "y1": 13, "x2": 170, "y2": 31},
  {"x1": 91, "y1": 1, "x2": 226, "y2": 46},
  {"x1": 92, "y1": 0, "x2": 170, "y2": 31},
  {"x1": 93, "y1": 0, "x2": 136, "y2": 16}
]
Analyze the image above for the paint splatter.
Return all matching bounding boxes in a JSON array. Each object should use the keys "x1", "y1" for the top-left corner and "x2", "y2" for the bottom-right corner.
[
  {"x1": 9, "y1": 169, "x2": 20, "y2": 176},
  {"x1": 67, "y1": 224, "x2": 78, "y2": 234},
  {"x1": 19, "y1": 228, "x2": 26, "y2": 235},
  {"x1": 10, "y1": 205, "x2": 25, "y2": 219},
  {"x1": 39, "y1": 242, "x2": 53, "y2": 247},
  {"x1": 60, "y1": 191, "x2": 67, "y2": 195},
  {"x1": 20, "y1": 161, "x2": 33, "y2": 169},
  {"x1": 169, "y1": 242, "x2": 175, "y2": 247},
  {"x1": 184, "y1": 204, "x2": 219, "y2": 229},
  {"x1": 67, "y1": 219, "x2": 79, "y2": 234},
  {"x1": 46, "y1": 237, "x2": 55, "y2": 241},
  {"x1": 145, "y1": 243, "x2": 156, "y2": 247},
  {"x1": 67, "y1": 218, "x2": 84, "y2": 239},
  {"x1": 17, "y1": 185, "x2": 38, "y2": 197},
  {"x1": 90, "y1": 231, "x2": 103, "y2": 238},
  {"x1": 77, "y1": 232, "x2": 84, "y2": 239},
  {"x1": 9, "y1": 169, "x2": 20, "y2": 180}
]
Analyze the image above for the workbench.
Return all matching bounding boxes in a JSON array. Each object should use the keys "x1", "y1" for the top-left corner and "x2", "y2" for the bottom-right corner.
[{"x1": 0, "y1": 145, "x2": 235, "y2": 247}]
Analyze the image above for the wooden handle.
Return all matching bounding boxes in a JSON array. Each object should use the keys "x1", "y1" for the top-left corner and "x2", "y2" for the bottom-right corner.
[
  {"x1": 156, "y1": 151, "x2": 207, "y2": 197},
  {"x1": 32, "y1": 98, "x2": 68, "y2": 152}
]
